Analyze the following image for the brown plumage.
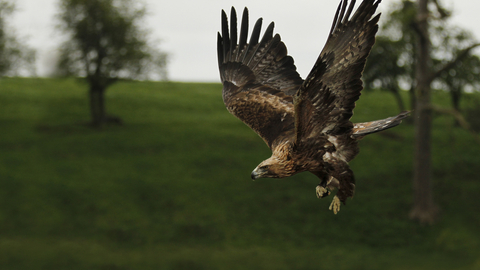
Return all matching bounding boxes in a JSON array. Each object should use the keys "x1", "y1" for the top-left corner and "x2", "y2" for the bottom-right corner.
[{"x1": 217, "y1": 0, "x2": 409, "y2": 214}]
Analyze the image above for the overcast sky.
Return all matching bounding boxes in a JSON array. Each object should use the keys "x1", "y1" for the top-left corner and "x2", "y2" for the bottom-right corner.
[{"x1": 10, "y1": 0, "x2": 480, "y2": 82}]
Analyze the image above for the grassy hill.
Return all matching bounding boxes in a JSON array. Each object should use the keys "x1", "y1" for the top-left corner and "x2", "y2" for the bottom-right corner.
[{"x1": 0, "y1": 77, "x2": 479, "y2": 269}]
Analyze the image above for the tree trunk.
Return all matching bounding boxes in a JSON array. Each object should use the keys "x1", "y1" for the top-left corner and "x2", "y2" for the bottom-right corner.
[
  {"x1": 410, "y1": 0, "x2": 439, "y2": 224},
  {"x1": 89, "y1": 83, "x2": 106, "y2": 128},
  {"x1": 88, "y1": 82, "x2": 123, "y2": 128}
]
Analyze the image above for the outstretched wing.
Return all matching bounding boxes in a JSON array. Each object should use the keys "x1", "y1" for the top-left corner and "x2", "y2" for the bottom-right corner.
[
  {"x1": 294, "y1": 0, "x2": 381, "y2": 142},
  {"x1": 218, "y1": 7, "x2": 304, "y2": 149},
  {"x1": 352, "y1": 111, "x2": 410, "y2": 138}
]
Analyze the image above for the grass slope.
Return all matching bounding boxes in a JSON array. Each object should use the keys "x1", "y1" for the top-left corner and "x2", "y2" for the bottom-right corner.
[{"x1": 0, "y1": 77, "x2": 479, "y2": 269}]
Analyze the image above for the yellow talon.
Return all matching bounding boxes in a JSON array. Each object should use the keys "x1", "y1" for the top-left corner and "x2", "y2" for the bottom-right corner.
[
  {"x1": 329, "y1": 195, "x2": 341, "y2": 214},
  {"x1": 315, "y1": 186, "x2": 330, "y2": 198}
]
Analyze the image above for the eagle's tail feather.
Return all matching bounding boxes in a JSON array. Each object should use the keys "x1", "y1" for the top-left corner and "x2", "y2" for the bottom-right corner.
[{"x1": 352, "y1": 111, "x2": 410, "y2": 138}]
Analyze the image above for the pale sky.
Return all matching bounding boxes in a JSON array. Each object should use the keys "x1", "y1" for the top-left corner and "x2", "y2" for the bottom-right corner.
[{"x1": 10, "y1": 0, "x2": 480, "y2": 82}]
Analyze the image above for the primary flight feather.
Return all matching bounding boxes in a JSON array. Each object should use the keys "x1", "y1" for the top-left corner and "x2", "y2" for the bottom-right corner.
[{"x1": 217, "y1": 0, "x2": 409, "y2": 214}]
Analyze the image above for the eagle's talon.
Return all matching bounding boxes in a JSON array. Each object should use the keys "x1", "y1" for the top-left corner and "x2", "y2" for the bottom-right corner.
[
  {"x1": 315, "y1": 185, "x2": 330, "y2": 198},
  {"x1": 329, "y1": 196, "x2": 341, "y2": 214}
]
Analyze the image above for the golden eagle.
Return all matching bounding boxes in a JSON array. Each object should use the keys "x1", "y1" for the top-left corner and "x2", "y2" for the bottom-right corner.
[{"x1": 217, "y1": 0, "x2": 409, "y2": 213}]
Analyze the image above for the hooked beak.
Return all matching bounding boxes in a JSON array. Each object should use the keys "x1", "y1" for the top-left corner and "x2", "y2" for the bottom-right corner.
[
  {"x1": 251, "y1": 170, "x2": 259, "y2": 180},
  {"x1": 251, "y1": 166, "x2": 267, "y2": 180}
]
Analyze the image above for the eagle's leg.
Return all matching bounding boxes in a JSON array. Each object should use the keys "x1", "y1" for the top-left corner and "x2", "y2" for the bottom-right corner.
[
  {"x1": 323, "y1": 176, "x2": 342, "y2": 214},
  {"x1": 329, "y1": 162, "x2": 356, "y2": 214},
  {"x1": 313, "y1": 171, "x2": 331, "y2": 199}
]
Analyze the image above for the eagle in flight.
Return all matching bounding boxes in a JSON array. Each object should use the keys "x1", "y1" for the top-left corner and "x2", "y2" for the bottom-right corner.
[{"x1": 217, "y1": 0, "x2": 409, "y2": 214}]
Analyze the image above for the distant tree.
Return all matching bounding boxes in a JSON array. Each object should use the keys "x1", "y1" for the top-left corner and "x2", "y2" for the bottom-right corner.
[
  {"x1": 0, "y1": 0, "x2": 36, "y2": 77},
  {"x1": 411, "y1": 0, "x2": 439, "y2": 225},
  {"x1": 364, "y1": 0, "x2": 417, "y2": 111},
  {"x1": 433, "y1": 29, "x2": 480, "y2": 116},
  {"x1": 411, "y1": 0, "x2": 479, "y2": 224},
  {"x1": 57, "y1": 0, "x2": 167, "y2": 127},
  {"x1": 365, "y1": 0, "x2": 480, "y2": 224},
  {"x1": 364, "y1": 0, "x2": 480, "y2": 113},
  {"x1": 364, "y1": 36, "x2": 408, "y2": 111}
]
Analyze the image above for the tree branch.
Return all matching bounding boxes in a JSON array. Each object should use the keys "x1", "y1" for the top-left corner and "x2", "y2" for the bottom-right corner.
[
  {"x1": 431, "y1": 0, "x2": 450, "y2": 19},
  {"x1": 428, "y1": 43, "x2": 480, "y2": 84},
  {"x1": 428, "y1": 104, "x2": 480, "y2": 143}
]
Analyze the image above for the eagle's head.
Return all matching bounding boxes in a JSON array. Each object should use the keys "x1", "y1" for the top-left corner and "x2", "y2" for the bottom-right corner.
[
  {"x1": 251, "y1": 140, "x2": 297, "y2": 180},
  {"x1": 251, "y1": 159, "x2": 277, "y2": 179},
  {"x1": 251, "y1": 156, "x2": 295, "y2": 180}
]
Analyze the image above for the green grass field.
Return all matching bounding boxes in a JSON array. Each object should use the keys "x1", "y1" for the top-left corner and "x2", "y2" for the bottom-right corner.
[{"x1": 0, "y1": 77, "x2": 479, "y2": 269}]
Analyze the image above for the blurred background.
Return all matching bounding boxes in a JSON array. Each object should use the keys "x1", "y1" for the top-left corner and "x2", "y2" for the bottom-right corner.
[
  {"x1": 1, "y1": 0, "x2": 480, "y2": 269},
  {"x1": 9, "y1": 0, "x2": 480, "y2": 82}
]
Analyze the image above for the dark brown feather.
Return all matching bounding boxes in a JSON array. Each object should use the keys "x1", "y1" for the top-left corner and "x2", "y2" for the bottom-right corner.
[
  {"x1": 218, "y1": 7, "x2": 303, "y2": 148},
  {"x1": 294, "y1": 0, "x2": 381, "y2": 145}
]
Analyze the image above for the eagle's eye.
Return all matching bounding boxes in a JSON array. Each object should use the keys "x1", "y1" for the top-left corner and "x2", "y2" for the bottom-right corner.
[{"x1": 259, "y1": 165, "x2": 269, "y2": 170}]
